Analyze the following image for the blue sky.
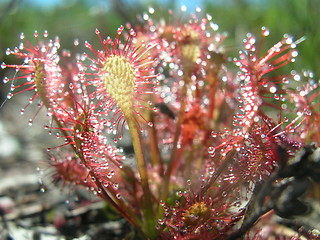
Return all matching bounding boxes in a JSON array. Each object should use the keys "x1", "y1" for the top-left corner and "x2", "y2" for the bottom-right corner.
[
  {"x1": 25, "y1": 0, "x2": 204, "y2": 11},
  {"x1": 27, "y1": 0, "x2": 63, "y2": 8}
]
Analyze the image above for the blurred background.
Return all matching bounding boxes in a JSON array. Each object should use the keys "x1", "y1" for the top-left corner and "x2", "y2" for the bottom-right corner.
[{"x1": 0, "y1": 0, "x2": 319, "y2": 78}]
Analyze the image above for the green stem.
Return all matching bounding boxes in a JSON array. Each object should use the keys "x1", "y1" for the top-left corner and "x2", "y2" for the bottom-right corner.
[
  {"x1": 127, "y1": 117, "x2": 157, "y2": 239},
  {"x1": 149, "y1": 114, "x2": 164, "y2": 174}
]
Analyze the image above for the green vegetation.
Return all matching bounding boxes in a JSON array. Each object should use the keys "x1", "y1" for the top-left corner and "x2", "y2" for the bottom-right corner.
[{"x1": 1, "y1": 0, "x2": 319, "y2": 91}]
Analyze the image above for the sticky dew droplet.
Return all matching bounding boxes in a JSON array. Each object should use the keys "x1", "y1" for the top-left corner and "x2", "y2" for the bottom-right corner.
[
  {"x1": 159, "y1": 200, "x2": 165, "y2": 206},
  {"x1": 84, "y1": 41, "x2": 91, "y2": 48},
  {"x1": 158, "y1": 219, "x2": 165, "y2": 225},
  {"x1": 5, "y1": 48, "x2": 11, "y2": 55},
  {"x1": 3, "y1": 77, "x2": 9, "y2": 83},
  {"x1": 208, "y1": 147, "x2": 215, "y2": 154},
  {"x1": 117, "y1": 25, "x2": 124, "y2": 35},
  {"x1": 211, "y1": 131, "x2": 217, "y2": 138},
  {"x1": 244, "y1": 42, "x2": 251, "y2": 50},
  {"x1": 129, "y1": 28, "x2": 136, "y2": 36},
  {"x1": 261, "y1": 26, "x2": 270, "y2": 36},
  {"x1": 20, "y1": 32, "x2": 25, "y2": 40}
]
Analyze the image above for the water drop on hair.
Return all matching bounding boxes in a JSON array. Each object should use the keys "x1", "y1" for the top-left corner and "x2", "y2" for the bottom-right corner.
[
  {"x1": 129, "y1": 28, "x2": 136, "y2": 36},
  {"x1": 261, "y1": 26, "x2": 270, "y2": 36},
  {"x1": 3, "y1": 77, "x2": 9, "y2": 83},
  {"x1": 158, "y1": 219, "x2": 165, "y2": 225},
  {"x1": 117, "y1": 25, "x2": 124, "y2": 35},
  {"x1": 211, "y1": 131, "x2": 217, "y2": 137},
  {"x1": 176, "y1": 191, "x2": 183, "y2": 197}
]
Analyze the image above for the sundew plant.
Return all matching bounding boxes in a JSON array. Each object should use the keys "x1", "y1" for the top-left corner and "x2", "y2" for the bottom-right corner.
[{"x1": 2, "y1": 7, "x2": 320, "y2": 240}]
